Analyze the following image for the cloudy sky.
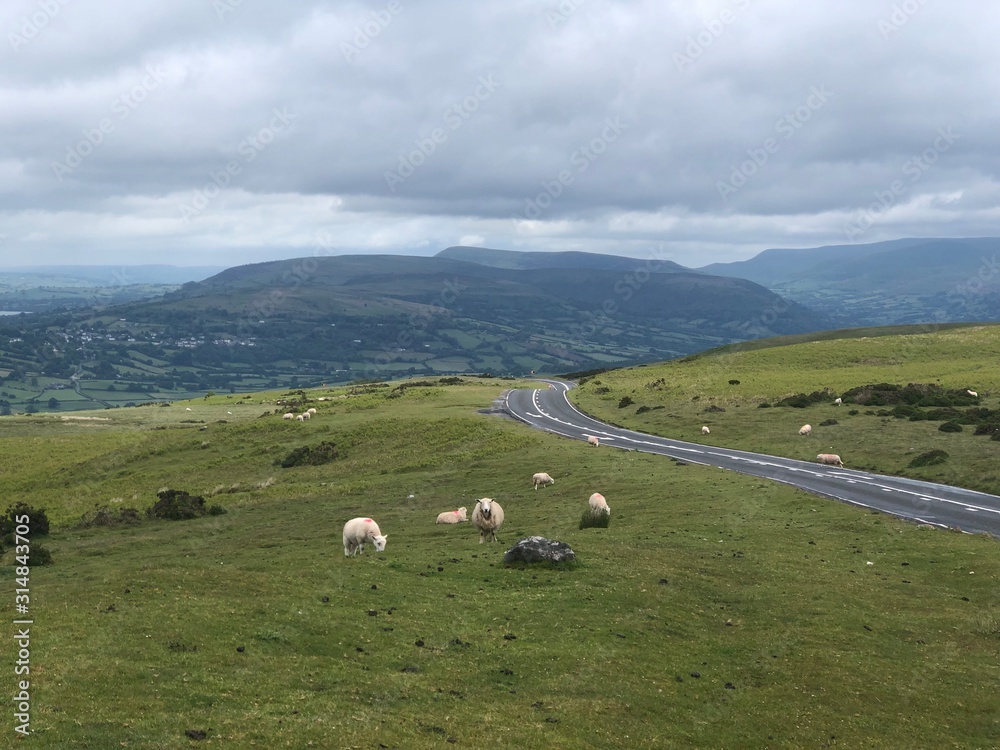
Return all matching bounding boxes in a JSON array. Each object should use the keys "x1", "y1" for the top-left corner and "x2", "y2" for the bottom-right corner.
[{"x1": 1, "y1": 0, "x2": 997, "y2": 269}]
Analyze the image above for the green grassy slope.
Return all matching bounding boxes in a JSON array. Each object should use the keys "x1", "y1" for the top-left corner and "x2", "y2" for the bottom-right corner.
[{"x1": 1, "y1": 372, "x2": 999, "y2": 747}]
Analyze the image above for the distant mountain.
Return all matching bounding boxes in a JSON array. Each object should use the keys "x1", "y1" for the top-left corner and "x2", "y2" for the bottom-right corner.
[
  {"x1": 0, "y1": 265, "x2": 226, "y2": 285},
  {"x1": 437, "y1": 245, "x2": 689, "y2": 273},
  {"x1": 698, "y1": 238, "x2": 1000, "y2": 325}
]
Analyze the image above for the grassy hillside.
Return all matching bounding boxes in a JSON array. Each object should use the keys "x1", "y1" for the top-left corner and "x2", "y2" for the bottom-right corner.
[
  {"x1": 1, "y1": 373, "x2": 999, "y2": 747},
  {"x1": 572, "y1": 323, "x2": 1000, "y2": 495}
]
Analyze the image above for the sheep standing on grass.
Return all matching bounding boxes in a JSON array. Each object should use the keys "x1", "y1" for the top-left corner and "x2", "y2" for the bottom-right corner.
[
  {"x1": 587, "y1": 435, "x2": 600, "y2": 447},
  {"x1": 342, "y1": 517, "x2": 388, "y2": 556},
  {"x1": 701, "y1": 426, "x2": 710, "y2": 435},
  {"x1": 436, "y1": 507, "x2": 468, "y2": 524},
  {"x1": 588, "y1": 492, "x2": 610, "y2": 515},
  {"x1": 799, "y1": 424, "x2": 812, "y2": 436},
  {"x1": 471, "y1": 498, "x2": 504, "y2": 543},
  {"x1": 532, "y1": 472, "x2": 555, "y2": 490},
  {"x1": 307, "y1": 408, "x2": 318, "y2": 415},
  {"x1": 833, "y1": 398, "x2": 842, "y2": 406},
  {"x1": 300, "y1": 412, "x2": 311, "y2": 420},
  {"x1": 296, "y1": 414, "x2": 305, "y2": 422}
]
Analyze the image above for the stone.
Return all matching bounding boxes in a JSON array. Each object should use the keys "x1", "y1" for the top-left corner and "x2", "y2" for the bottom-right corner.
[{"x1": 502, "y1": 537, "x2": 576, "y2": 565}]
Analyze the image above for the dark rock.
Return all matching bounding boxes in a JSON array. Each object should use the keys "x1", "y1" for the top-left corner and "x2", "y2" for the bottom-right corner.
[
  {"x1": 691, "y1": 672, "x2": 701, "y2": 678},
  {"x1": 725, "y1": 682, "x2": 736, "y2": 690},
  {"x1": 415, "y1": 640, "x2": 425, "y2": 647},
  {"x1": 368, "y1": 610, "x2": 377, "y2": 616},
  {"x1": 185, "y1": 729, "x2": 208, "y2": 740},
  {"x1": 658, "y1": 578, "x2": 669, "y2": 585},
  {"x1": 503, "y1": 537, "x2": 576, "y2": 565},
  {"x1": 236, "y1": 646, "x2": 245, "y2": 653},
  {"x1": 371, "y1": 584, "x2": 378, "y2": 589},
  {"x1": 503, "y1": 633, "x2": 517, "y2": 640},
  {"x1": 321, "y1": 596, "x2": 329, "y2": 603},
  {"x1": 863, "y1": 625, "x2": 873, "y2": 631}
]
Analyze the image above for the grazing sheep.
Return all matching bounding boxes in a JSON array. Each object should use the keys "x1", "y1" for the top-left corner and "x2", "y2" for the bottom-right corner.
[
  {"x1": 307, "y1": 408, "x2": 318, "y2": 415},
  {"x1": 296, "y1": 414, "x2": 305, "y2": 421},
  {"x1": 833, "y1": 398, "x2": 842, "y2": 406},
  {"x1": 816, "y1": 453, "x2": 844, "y2": 468},
  {"x1": 967, "y1": 390, "x2": 978, "y2": 397},
  {"x1": 532, "y1": 472, "x2": 555, "y2": 490},
  {"x1": 588, "y1": 492, "x2": 610, "y2": 515},
  {"x1": 587, "y1": 435, "x2": 600, "y2": 447},
  {"x1": 300, "y1": 412, "x2": 311, "y2": 420},
  {"x1": 282, "y1": 412, "x2": 295, "y2": 420},
  {"x1": 471, "y1": 498, "x2": 505, "y2": 543},
  {"x1": 342, "y1": 517, "x2": 388, "y2": 557},
  {"x1": 701, "y1": 425, "x2": 710, "y2": 435},
  {"x1": 436, "y1": 507, "x2": 468, "y2": 524},
  {"x1": 799, "y1": 424, "x2": 812, "y2": 436}
]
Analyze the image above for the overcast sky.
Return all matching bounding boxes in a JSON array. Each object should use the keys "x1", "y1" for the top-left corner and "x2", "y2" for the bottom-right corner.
[{"x1": 1, "y1": 0, "x2": 997, "y2": 269}]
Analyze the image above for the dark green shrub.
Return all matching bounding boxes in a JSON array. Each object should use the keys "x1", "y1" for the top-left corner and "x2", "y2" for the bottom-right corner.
[
  {"x1": 938, "y1": 422, "x2": 963, "y2": 433},
  {"x1": 728, "y1": 379, "x2": 740, "y2": 385},
  {"x1": 618, "y1": 396, "x2": 634, "y2": 409},
  {"x1": 27, "y1": 544, "x2": 53, "y2": 566},
  {"x1": 974, "y1": 422, "x2": 1000, "y2": 436},
  {"x1": 819, "y1": 419, "x2": 838, "y2": 427},
  {"x1": 579, "y1": 508, "x2": 611, "y2": 529},
  {"x1": 147, "y1": 489, "x2": 208, "y2": 521},
  {"x1": 207, "y1": 505, "x2": 228, "y2": 516},
  {"x1": 635, "y1": 406, "x2": 651, "y2": 414},
  {"x1": 758, "y1": 402, "x2": 771, "y2": 408},
  {"x1": 704, "y1": 405, "x2": 726, "y2": 413},
  {"x1": 1, "y1": 502, "x2": 50, "y2": 537},
  {"x1": 78, "y1": 506, "x2": 142, "y2": 529},
  {"x1": 277, "y1": 441, "x2": 340, "y2": 468},
  {"x1": 776, "y1": 389, "x2": 834, "y2": 408},
  {"x1": 848, "y1": 410, "x2": 859, "y2": 415},
  {"x1": 908, "y1": 449, "x2": 949, "y2": 468}
]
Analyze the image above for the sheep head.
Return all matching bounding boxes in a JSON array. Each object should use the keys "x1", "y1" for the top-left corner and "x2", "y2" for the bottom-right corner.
[{"x1": 373, "y1": 534, "x2": 388, "y2": 552}]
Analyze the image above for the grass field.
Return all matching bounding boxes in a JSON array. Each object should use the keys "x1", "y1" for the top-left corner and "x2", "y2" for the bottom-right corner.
[{"x1": 1, "y1": 357, "x2": 999, "y2": 747}]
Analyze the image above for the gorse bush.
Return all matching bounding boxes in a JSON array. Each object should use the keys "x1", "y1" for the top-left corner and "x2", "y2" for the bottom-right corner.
[
  {"x1": 78, "y1": 505, "x2": 142, "y2": 529},
  {"x1": 147, "y1": 489, "x2": 209, "y2": 521},
  {"x1": 277, "y1": 441, "x2": 340, "y2": 468},
  {"x1": 908, "y1": 449, "x2": 949, "y2": 468},
  {"x1": 1, "y1": 502, "x2": 50, "y2": 538}
]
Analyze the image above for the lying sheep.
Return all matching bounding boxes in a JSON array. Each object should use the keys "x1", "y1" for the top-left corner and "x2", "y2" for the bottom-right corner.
[
  {"x1": 471, "y1": 498, "x2": 504, "y2": 543},
  {"x1": 799, "y1": 424, "x2": 812, "y2": 436},
  {"x1": 282, "y1": 412, "x2": 295, "y2": 420},
  {"x1": 532, "y1": 472, "x2": 555, "y2": 490},
  {"x1": 701, "y1": 426, "x2": 710, "y2": 435},
  {"x1": 436, "y1": 507, "x2": 468, "y2": 524},
  {"x1": 587, "y1": 435, "x2": 600, "y2": 447},
  {"x1": 342, "y1": 517, "x2": 388, "y2": 556},
  {"x1": 816, "y1": 453, "x2": 844, "y2": 468},
  {"x1": 588, "y1": 492, "x2": 610, "y2": 515}
]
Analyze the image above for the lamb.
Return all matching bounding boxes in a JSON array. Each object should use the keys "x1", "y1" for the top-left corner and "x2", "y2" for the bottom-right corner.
[
  {"x1": 532, "y1": 472, "x2": 555, "y2": 490},
  {"x1": 471, "y1": 498, "x2": 505, "y2": 543},
  {"x1": 833, "y1": 397, "x2": 842, "y2": 406},
  {"x1": 588, "y1": 492, "x2": 610, "y2": 515},
  {"x1": 296, "y1": 414, "x2": 305, "y2": 421},
  {"x1": 816, "y1": 453, "x2": 844, "y2": 468},
  {"x1": 799, "y1": 424, "x2": 812, "y2": 436},
  {"x1": 967, "y1": 390, "x2": 978, "y2": 397},
  {"x1": 587, "y1": 435, "x2": 600, "y2": 447},
  {"x1": 300, "y1": 412, "x2": 311, "y2": 420},
  {"x1": 306, "y1": 408, "x2": 318, "y2": 415},
  {"x1": 701, "y1": 426, "x2": 710, "y2": 434},
  {"x1": 342, "y1": 517, "x2": 388, "y2": 556},
  {"x1": 435, "y1": 507, "x2": 468, "y2": 524},
  {"x1": 282, "y1": 412, "x2": 295, "y2": 420}
]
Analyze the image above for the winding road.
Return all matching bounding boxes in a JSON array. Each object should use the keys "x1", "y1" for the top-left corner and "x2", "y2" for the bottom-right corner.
[{"x1": 504, "y1": 379, "x2": 1000, "y2": 537}]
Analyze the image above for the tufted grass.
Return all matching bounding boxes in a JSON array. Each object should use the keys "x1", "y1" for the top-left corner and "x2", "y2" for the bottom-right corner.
[{"x1": 0, "y1": 370, "x2": 999, "y2": 747}]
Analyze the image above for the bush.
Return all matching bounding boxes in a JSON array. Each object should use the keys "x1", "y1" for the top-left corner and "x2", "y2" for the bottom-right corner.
[
  {"x1": 207, "y1": 505, "x2": 228, "y2": 516},
  {"x1": 757, "y1": 402, "x2": 771, "y2": 408},
  {"x1": 728, "y1": 379, "x2": 740, "y2": 385},
  {"x1": 704, "y1": 405, "x2": 726, "y2": 413},
  {"x1": 1, "y1": 502, "x2": 50, "y2": 538},
  {"x1": 147, "y1": 489, "x2": 208, "y2": 521},
  {"x1": 78, "y1": 506, "x2": 143, "y2": 529},
  {"x1": 938, "y1": 421, "x2": 963, "y2": 433},
  {"x1": 775, "y1": 389, "x2": 835, "y2": 408},
  {"x1": 819, "y1": 419, "x2": 838, "y2": 427},
  {"x1": 27, "y1": 545, "x2": 53, "y2": 566},
  {"x1": 617, "y1": 396, "x2": 634, "y2": 409},
  {"x1": 579, "y1": 508, "x2": 611, "y2": 529},
  {"x1": 848, "y1": 410, "x2": 859, "y2": 416},
  {"x1": 277, "y1": 441, "x2": 340, "y2": 468},
  {"x1": 908, "y1": 449, "x2": 949, "y2": 468}
]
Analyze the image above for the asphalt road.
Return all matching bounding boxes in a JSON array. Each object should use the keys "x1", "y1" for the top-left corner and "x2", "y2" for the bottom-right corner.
[{"x1": 504, "y1": 379, "x2": 1000, "y2": 537}]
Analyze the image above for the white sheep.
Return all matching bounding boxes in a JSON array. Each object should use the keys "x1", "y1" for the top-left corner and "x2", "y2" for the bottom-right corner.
[
  {"x1": 296, "y1": 414, "x2": 305, "y2": 421},
  {"x1": 799, "y1": 424, "x2": 812, "y2": 436},
  {"x1": 342, "y1": 517, "x2": 388, "y2": 556},
  {"x1": 436, "y1": 507, "x2": 468, "y2": 524},
  {"x1": 300, "y1": 412, "x2": 311, "y2": 420},
  {"x1": 816, "y1": 453, "x2": 844, "y2": 468},
  {"x1": 967, "y1": 390, "x2": 978, "y2": 397},
  {"x1": 701, "y1": 425, "x2": 710, "y2": 434},
  {"x1": 532, "y1": 472, "x2": 555, "y2": 490},
  {"x1": 471, "y1": 498, "x2": 504, "y2": 543},
  {"x1": 833, "y1": 398, "x2": 842, "y2": 406},
  {"x1": 588, "y1": 492, "x2": 610, "y2": 515},
  {"x1": 306, "y1": 408, "x2": 318, "y2": 415},
  {"x1": 587, "y1": 435, "x2": 600, "y2": 447},
  {"x1": 282, "y1": 412, "x2": 295, "y2": 420}
]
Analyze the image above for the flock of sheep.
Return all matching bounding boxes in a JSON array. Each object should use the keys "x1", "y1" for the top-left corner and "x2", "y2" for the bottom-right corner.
[{"x1": 342, "y1": 471, "x2": 610, "y2": 556}]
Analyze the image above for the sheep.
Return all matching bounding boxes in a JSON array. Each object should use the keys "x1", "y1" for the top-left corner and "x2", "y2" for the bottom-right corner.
[
  {"x1": 587, "y1": 435, "x2": 600, "y2": 447},
  {"x1": 532, "y1": 472, "x2": 555, "y2": 490},
  {"x1": 967, "y1": 390, "x2": 978, "y2": 397},
  {"x1": 282, "y1": 412, "x2": 295, "y2": 420},
  {"x1": 701, "y1": 425, "x2": 710, "y2": 435},
  {"x1": 588, "y1": 492, "x2": 610, "y2": 515},
  {"x1": 435, "y1": 507, "x2": 468, "y2": 524},
  {"x1": 300, "y1": 412, "x2": 311, "y2": 420},
  {"x1": 306, "y1": 408, "x2": 318, "y2": 415},
  {"x1": 816, "y1": 453, "x2": 844, "y2": 468},
  {"x1": 471, "y1": 498, "x2": 504, "y2": 543},
  {"x1": 342, "y1": 517, "x2": 388, "y2": 557},
  {"x1": 833, "y1": 398, "x2": 842, "y2": 406},
  {"x1": 799, "y1": 424, "x2": 812, "y2": 436},
  {"x1": 296, "y1": 414, "x2": 305, "y2": 421}
]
